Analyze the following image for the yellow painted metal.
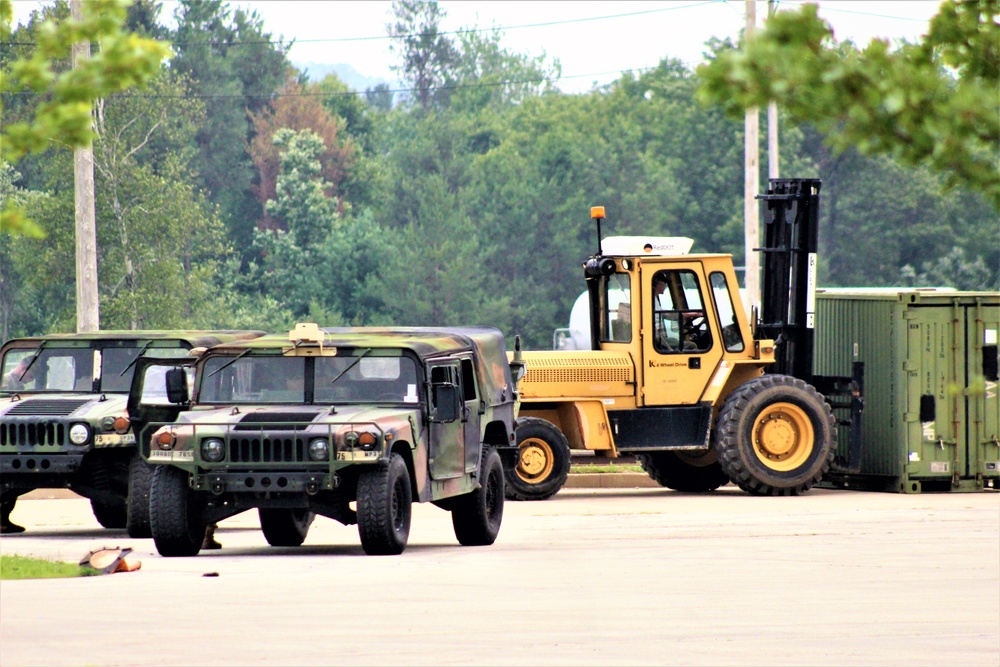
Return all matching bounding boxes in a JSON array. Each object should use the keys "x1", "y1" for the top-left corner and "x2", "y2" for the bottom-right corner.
[
  {"x1": 518, "y1": 401, "x2": 616, "y2": 453},
  {"x1": 516, "y1": 435, "x2": 556, "y2": 483},
  {"x1": 752, "y1": 401, "x2": 814, "y2": 471},
  {"x1": 513, "y1": 252, "x2": 775, "y2": 457}
]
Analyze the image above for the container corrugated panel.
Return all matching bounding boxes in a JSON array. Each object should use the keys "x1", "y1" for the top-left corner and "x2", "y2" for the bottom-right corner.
[{"x1": 814, "y1": 288, "x2": 999, "y2": 493}]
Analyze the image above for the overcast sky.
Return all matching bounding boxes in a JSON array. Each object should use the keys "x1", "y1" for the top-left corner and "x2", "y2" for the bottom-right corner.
[{"x1": 11, "y1": 0, "x2": 944, "y2": 93}]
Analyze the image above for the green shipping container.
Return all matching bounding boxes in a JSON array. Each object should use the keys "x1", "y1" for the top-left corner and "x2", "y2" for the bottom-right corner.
[{"x1": 814, "y1": 288, "x2": 999, "y2": 493}]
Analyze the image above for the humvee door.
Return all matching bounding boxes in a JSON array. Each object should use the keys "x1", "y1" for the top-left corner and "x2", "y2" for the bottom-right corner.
[
  {"x1": 127, "y1": 358, "x2": 195, "y2": 458},
  {"x1": 427, "y1": 356, "x2": 481, "y2": 479}
]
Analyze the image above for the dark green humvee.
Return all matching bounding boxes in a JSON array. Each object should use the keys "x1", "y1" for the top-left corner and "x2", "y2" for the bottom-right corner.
[
  {"x1": 130, "y1": 323, "x2": 518, "y2": 556},
  {"x1": 0, "y1": 330, "x2": 265, "y2": 535}
]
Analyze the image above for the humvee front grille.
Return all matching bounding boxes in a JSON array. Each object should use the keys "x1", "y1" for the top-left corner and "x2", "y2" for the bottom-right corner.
[
  {"x1": 0, "y1": 421, "x2": 67, "y2": 447},
  {"x1": 227, "y1": 436, "x2": 306, "y2": 463}
]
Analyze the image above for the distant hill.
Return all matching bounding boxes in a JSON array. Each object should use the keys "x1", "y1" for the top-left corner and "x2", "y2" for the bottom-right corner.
[{"x1": 295, "y1": 62, "x2": 397, "y2": 92}]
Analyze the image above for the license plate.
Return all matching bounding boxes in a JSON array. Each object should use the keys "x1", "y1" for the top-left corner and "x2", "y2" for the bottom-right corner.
[
  {"x1": 337, "y1": 451, "x2": 380, "y2": 461},
  {"x1": 94, "y1": 433, "x2": 136, "y2": 446},
  {"x1": 148, "y1": 450, "x2": 194, "y2": 462}
]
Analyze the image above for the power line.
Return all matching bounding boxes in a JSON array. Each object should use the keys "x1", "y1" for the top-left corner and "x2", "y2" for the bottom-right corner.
[
  {"x1": 2, "y1": 63, "x2": 680, "y2": 101},
  {"x1": 4, "y1": 1, "x2": 719, "y2": 47}
]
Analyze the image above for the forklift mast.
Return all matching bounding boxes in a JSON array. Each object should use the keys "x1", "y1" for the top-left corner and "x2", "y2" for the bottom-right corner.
[
  {"x1": 756, "y1": 177, "x2": 864, "y2": 472},
  {"x1": 756, "y1": 178, "x2": 822, "y2": 382}
]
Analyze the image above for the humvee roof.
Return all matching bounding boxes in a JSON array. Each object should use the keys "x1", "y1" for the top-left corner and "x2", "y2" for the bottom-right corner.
[
  {"x1": 2, "y1": 330, "x2": 266, "y2": 349},
  {"x1": 204, "y1": 326, "x2": 514, "y2": 406}
]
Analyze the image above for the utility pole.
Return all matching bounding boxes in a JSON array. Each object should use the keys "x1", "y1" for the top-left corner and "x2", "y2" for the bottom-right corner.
[
  {"x1": 768, "y1": 0, "x2": 779, "y2": 180},
  {"x1": 744, "y1": 0, "x2": 760, "y2": 315},
  {"x1": 71, "y1": 0, "x2": 100, "y2": 332}
]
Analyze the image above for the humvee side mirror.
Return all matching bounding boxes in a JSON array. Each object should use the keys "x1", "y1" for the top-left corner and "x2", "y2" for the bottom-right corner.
[
  {"x1": 165, "y1": 368, "x2": 189, "y2": 404},
  {"x1": 431, "y1": 383, "x2": 459, "y2": 423}
]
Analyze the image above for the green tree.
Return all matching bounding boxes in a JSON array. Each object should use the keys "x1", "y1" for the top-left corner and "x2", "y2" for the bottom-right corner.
[
  {"x1": 899, "y1": 247, "x2": 997, "y2": 290},
  {"x1": 697, "y1": 0, "x2": 1000, "y2": 208},
  {"x1": 387, "y1": 0, "x2": 459, "y2": 110},
  {"x1": 265, "y1": 129, "x2": 337, "y2": 248},
  {"x1": 448, "y1": 26, "x2": 559, "y2": 113},
  {"x1": 247, "y1": 128, "x2": 390, "y2": 324},
  {"x1": 3, "y1": 68, "x2": 238, "y2": 334},
  {"x1": 0, "y1": 161, "x2": 47, "y2": 338},
  {"x1": 169, "y1": 0, "x2": 291, "y2": 255},
  {"x1": 0, "y1": 0, "x2": 168, "y2": 236}
]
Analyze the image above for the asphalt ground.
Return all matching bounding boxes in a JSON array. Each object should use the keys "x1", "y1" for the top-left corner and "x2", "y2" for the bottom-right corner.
[{"x1": 1, "y1": 484, "x2": 998, "y2": 667}]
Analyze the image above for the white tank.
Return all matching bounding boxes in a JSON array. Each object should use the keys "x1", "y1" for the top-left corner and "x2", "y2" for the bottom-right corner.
[{"x1": 552, "y1": 292, "x2": 592, "y2": 350}]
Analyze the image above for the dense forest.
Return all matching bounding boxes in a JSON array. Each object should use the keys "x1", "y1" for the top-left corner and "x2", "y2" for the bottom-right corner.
[{"x1": 1, "y1": 0, "x2": 997, "y2": 349}]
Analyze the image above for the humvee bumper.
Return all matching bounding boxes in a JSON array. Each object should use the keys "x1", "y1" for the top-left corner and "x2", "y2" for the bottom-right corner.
[
  {"x1": 1, "y1": 452, "x2": 85, "y2": 477},
  {"x1": 192, "y1": 470, "x2": 339, "y2": 495}
]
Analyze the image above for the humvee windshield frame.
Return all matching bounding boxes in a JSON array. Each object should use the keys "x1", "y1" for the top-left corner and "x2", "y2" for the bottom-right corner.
[
  {"x1": 1, "y1": 342, "x2": 192, "y2": 394},
  {"x1": 197, "y1": 348, "x2": 423, "y2": 406}
]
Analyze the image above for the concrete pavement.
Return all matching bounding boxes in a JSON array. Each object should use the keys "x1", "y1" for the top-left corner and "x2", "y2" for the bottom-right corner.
[{"x1": 2, "y1": 486, "x2": 997, "y2": 667}]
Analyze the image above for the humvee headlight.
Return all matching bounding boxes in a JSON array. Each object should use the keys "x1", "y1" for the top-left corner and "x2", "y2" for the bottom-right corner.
[
  {"x1": 155, "y1": 430, "x2": 176, "y2": 450},
  {"x1": 345, "y1": 430, "x2": 378, "y2": 450},
  {"x1": 308, "y1": 438, "x2": 330, "y2": 461},
  {"x1": 201, "y1": 438, "x2": 225, "y2": 463},
  {"x1": 357, "y1": 431, "x2": 377, "y2": 449},
  {"x1": 69, "y1": 424, "x2": 90, "y2": 445}
]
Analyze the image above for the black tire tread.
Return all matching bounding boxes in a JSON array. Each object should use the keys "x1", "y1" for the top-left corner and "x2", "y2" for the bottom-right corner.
[
  {"x1": 504, "y1": 417, "x2": 571, "y2": 501},
  {"x1": 714, "y1": 374, "x2": 836, "y2": 496},
  {"x1": 259, "y1": 508, "x2": 315, "y2": 547},
  {"x1": 91, "y1": 499, "x2": 127, "y2": 529},
  {"x1": 149, "y1": 465, "x2": 205, "y2": 557},
  {"x1": 636, "y1": 451, "x2": 729, "y2": 492},
  {"x1": 451, "y1": 446, "x2": 504, "y2": 546},
  {"x1": 126, "y1": 452, "x2": 155, "y2": 538},
  {"x1": 356, "y1": 453, "x2": 412, "y2": 555}
]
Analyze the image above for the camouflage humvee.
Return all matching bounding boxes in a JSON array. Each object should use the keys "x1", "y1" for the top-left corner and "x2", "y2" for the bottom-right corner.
[
  {"x1": 0, "y1": 330, "x2": 265, "y2": 536},
  {"x1": 130, "y1": 323, "x2": 518, "y2": 556}
]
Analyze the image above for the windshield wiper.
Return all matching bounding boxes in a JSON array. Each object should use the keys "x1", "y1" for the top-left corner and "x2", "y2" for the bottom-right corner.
[
  {"x1": 118, "y1": 340, "x2": 154, "y2": 376},
  {"x1": 16, "y1": 341, "x2": 47, "y2": 381},
  {"x1": 207, "y1": 349, "x2": 251, "y2": 378},
  {"x1": 329, "y1": 348, "x2": 371, "y2": 386}
]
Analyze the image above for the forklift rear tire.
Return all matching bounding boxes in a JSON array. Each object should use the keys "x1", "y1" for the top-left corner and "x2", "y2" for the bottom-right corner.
[
  {"x1": 504, "y1": 417, "x2": 571, "y2": 501},
  {"x1": 714, "y1": 375, "x2": 836, "y2": 496},
  {"x1": 636, "y1": 451, "x2": 729, "y2": 492}
]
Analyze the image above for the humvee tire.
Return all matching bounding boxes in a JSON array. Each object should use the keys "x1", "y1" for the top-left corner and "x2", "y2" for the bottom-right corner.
[
  {"x1": 504, "y1": 417, "x2": 571, "y2": 501},
  {"x1": 451, "y1": 446, "x2": 504, "y2": 546},
  {"x1": 636, "y1": 451, "x2": 729, "y2": 492},
  {"x1": 715, "y1": 375, "x2": 836, "y2": 496},
  {"x1": 259, "y1": 508, "x2": 315, "y2": 547},
  {"x1": 91, "y1": 499, "x2": 127, "y2": 529},
  {"x1": 150, "y1": 465, "x2": 207, "y2": 557},
  {"x1": 126, "y1": 452, "x2": 155, "y2": 538},
  {"x1": 357, "y1": 453, "x2": 412, "y2": 555}
]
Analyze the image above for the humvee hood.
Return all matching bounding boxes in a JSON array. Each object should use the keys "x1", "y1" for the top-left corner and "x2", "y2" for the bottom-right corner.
[
  {"x1": 0, "y1": 394, "x2": 127, "y2": 419},
  {"x1": 179, "y1": 404, "x2": 419, "y2": 426}
]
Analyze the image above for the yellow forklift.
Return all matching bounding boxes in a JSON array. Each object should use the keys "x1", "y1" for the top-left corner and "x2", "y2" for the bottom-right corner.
[{"x1": 506, "y1": 178, "x2": 863, "y2": 499}]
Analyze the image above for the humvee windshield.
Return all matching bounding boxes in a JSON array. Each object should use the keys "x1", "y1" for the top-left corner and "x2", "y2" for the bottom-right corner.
[
  {"x1": 0, "y1": 344, "x2": 192, "y2": 394},
  {"x1": 1, "y1": 347, "x2": 94, "y2": 392},
  {"x1": 199, "y1": 351, "x2": 421, "y2": 405}
]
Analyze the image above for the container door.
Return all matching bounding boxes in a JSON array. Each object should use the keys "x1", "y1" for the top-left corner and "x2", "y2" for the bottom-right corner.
[
  {"x1": 906, "y1": 298, "x2": 1000, "y2": 489},
  {"x1": 968, "y1": 299, "x2": 1000, "y2": 483}
]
